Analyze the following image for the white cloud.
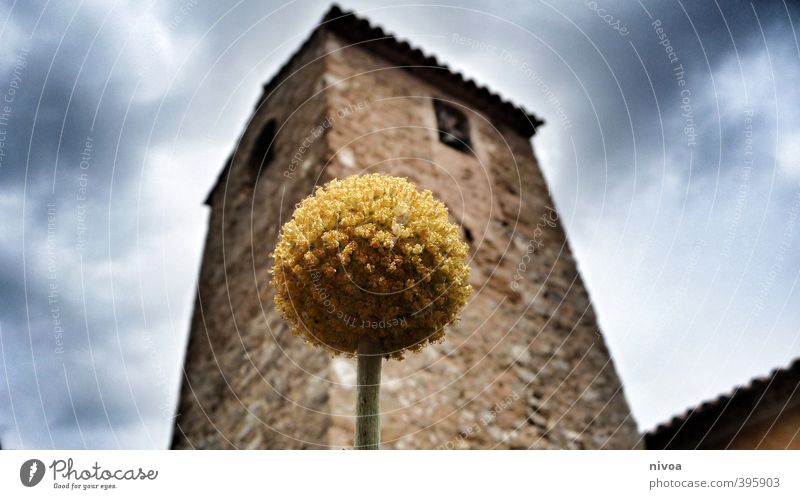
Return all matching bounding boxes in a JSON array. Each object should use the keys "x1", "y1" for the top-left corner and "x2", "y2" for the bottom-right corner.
[{"x1": 777, "y1": 130, "x2": 800, "y2": 178}]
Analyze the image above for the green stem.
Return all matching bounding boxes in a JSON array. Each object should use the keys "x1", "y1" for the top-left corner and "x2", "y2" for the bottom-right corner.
[{"x1": 355, "y1": 336, "x2": 382, "y2": 450}]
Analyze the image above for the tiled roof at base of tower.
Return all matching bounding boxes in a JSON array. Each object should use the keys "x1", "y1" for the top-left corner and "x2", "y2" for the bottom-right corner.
[
  {"x1": 645, "y1": 357, "x2": 800, "y2": 449},
  {"x1": 259, "y1": 4, "x2": 544, "y2": 138}
]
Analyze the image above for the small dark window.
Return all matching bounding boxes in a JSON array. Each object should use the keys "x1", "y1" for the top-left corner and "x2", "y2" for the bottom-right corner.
[
  {"x1": 249, "y1": 119, "x2": 276, "y2": 184},
  {"x1": 434, "y1": 100, "x2": 472, "y2": 153},
  {"x1": 462, "y1": 226, "x2": 474, "y2": 245}
]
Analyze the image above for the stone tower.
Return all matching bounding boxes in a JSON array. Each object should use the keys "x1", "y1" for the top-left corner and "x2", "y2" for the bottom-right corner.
[{"x1": 172, "y1": 5, "x2": 640, "y2": 449}]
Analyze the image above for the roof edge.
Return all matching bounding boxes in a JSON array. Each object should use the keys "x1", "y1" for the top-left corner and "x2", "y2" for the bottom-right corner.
[
  {"x1": 207, "y1": 4, "x2": 547, "y2": 206},
  {"x1": 261, "y1": 4, "x2": 544, "y2": 137},
  {"x1": 645, "y1": 357, "x2": 800, "y2": 447}
]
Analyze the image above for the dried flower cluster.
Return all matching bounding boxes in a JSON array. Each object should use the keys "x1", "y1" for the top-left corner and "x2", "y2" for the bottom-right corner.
[{"x1": 271, "y1": 174, "x2": 471, "y2": 359}]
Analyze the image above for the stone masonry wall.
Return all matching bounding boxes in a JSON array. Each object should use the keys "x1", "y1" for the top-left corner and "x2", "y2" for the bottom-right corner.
[
  {"x1": 173, "y1": 31, "x2": 334, "y2": 449},
  {"x1": 320, "y1": 33, "x2": 639, "y2": 449},
  {"x1": 173, "y1": 28, "x2": 641, "y2": 449}
]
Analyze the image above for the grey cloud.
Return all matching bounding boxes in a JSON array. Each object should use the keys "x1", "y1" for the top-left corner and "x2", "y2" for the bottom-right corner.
[{"x1": 1, "y1": 0, "x2": 799, "y2": 448}]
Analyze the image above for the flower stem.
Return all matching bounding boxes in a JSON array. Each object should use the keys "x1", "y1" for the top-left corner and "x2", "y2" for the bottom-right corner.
[{"x1": 355, "y1": 336, "x2": 382, "y2": 449}]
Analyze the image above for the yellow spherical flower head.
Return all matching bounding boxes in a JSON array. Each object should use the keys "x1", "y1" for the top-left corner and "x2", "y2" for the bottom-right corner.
[{"x1": 271, "y1": 174, "x2": 472, "y2": 360}]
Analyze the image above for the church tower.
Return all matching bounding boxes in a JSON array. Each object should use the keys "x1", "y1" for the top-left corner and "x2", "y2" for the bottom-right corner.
[{"x1": 172, "y1": 6, "x2": 640, "y2": 449}]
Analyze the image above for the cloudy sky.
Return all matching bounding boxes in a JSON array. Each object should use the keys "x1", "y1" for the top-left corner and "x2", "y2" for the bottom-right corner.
[{"x1": 0, "y1": 0, "x2": 798, "y2": 449}]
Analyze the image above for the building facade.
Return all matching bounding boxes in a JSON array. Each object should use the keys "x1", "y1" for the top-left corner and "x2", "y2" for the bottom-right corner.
[{"x1": 172, "y1": 6, "x2": 640, "y2": 449}]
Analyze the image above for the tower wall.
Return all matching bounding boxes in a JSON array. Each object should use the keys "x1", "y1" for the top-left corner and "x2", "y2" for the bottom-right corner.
[
  {"x1": 173, "y1": 26, "x2": 640, "y2": 449},
  {"x1": 320, "y1": 33, "x2": 639, "y2": 449},
  {"x1": 173, "y1": 30, "x2": 334, "y2": 449}
]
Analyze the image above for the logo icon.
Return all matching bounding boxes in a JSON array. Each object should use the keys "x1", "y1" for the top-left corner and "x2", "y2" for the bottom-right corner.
[{"x1": 20, "y1": 459, "x2": 45, "y2": 487}]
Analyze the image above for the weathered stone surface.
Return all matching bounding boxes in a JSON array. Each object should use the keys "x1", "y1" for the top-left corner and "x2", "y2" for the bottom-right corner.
[{"x1": 172, "y1": 24, "x2": 641, "y2": 450}]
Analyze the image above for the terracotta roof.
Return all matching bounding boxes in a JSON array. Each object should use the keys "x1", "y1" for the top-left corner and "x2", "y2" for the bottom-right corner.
[
  {"x1": 260, "y1": 4, "x2": 544, "y2": 137},
  {"x1": 645, "y1": 357, "x2": 800, "y2": 449}
]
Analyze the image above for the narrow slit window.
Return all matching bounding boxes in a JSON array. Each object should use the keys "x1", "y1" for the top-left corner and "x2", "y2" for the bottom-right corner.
[
  {"x1": 434, "y1": 100, "x2": 472, "y2": 153},
  {"x1": 249, "y1": 119, "x2": 277, "y2": 184}
]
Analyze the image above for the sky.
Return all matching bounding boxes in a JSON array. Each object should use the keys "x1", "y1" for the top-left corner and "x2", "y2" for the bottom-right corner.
[{"x1": 0, "y1": 0, "x2": 798, "y2": 449}]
